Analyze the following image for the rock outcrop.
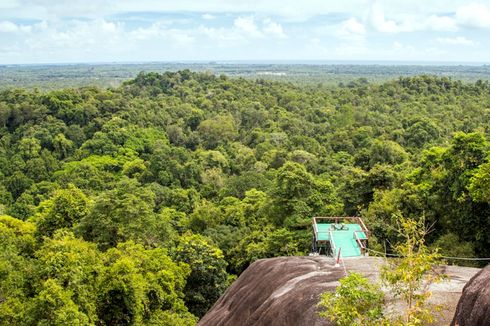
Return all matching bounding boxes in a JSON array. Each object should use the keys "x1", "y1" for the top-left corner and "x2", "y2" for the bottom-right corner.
[
  {"x1": 200, "y1": 256, "x2": 481, "y2": 326},
  {"x1": 451, "y1": 264, "x2": 490, "y2": 326},
  {"x1": 198, "y1": 256, "x2": 342, "y2": 326}
]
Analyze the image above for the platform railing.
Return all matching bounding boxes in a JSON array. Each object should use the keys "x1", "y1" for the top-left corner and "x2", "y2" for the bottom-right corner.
[
  {"x1": 313, "y1": 216, "x2": 365, "y2": 224},
  {"x1": 353, "y1": 231, "x2": 365, "y2": 249},
  {"x1": 312, "y1": 216, "x2": 370, "y2": 234},
  {"x1": 329, "y1": 229, "x2": 336, "y2": 256}
]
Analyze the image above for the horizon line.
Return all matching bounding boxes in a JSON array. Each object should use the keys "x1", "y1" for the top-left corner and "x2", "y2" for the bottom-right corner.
[{"x1": 1, "y1": 59, "x2": 489, "y2": 67}]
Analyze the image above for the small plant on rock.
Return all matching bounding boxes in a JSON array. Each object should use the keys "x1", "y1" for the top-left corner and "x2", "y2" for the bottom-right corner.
[
  {"x1": 317, "y1": 272, "x2": 386, "y2": 326},
  {"x1": 381, "y1": 216, "x2": 445, "y2": 325}
]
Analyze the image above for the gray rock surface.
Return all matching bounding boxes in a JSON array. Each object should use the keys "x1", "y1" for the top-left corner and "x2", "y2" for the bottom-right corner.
[
  {"x1": 199, "y1": 256, "x2": 341, "y2": 326},
  {"x1": 451, "y1": 264, "x2": 490, "y2": 326},
  {"x1": 199, "y1": 256, "x2": 481, "y2": 326}
]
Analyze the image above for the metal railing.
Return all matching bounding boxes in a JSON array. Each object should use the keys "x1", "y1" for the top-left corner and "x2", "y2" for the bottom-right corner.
[
  {"x1": 329, "y1": 229, "x2": 336, "y2": 255},
  {"x1": 353, "y1": 230, "x2": 370, "y2": 255},
  {"x1": 313, "y1": 216, "x2": 368, "y2": 229},
  {"x1": 353, "y1": 231, "x2": 366, "y2": 249}
]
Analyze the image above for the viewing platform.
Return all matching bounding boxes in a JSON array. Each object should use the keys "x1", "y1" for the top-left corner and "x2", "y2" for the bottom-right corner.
[{"x1": 312, "y1": 216, "x2": 369, "y2": 257}]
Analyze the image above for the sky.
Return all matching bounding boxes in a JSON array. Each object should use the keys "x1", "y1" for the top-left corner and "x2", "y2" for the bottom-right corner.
[{"x1": 0, "y1": 0, "x2": 489, "y2": 64}]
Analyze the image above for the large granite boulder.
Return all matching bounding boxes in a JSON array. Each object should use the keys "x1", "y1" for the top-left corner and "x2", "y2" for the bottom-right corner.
[
  {"x1": 199, "y1": 256, "x2": 480, "y2": 326},
  {"x1": 451, "y1": 264, "x2": 490, "y2": 326},
  {"x1": 198, "y1": 256, "x2": 343, "y2": 326}
]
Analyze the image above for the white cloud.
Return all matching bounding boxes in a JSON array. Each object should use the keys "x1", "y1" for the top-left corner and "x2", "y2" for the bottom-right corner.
[
  {"x1": 130, "y1": 21, "x2": 195, "y2": 46},
  {"x1": 426, "y1": 15, "x2": 458, "y2": 31},
  {"x1": 392, "y1": 41, "x2": 414, "y2": 52},
  {"x1": 262, "y1": 18, "x2": 287, "y2": 38},
  {"x1": 197, "y1": 25, "x2": 244, "y2": 47},
  {"x1": 101, "y1": 20, "x2": 117, "y2": 33},
  {"x1": 437, "y1": 36, "x2": 476, "y2": 46},
  {"x1": 232, "y1": 16, "x2": 286, "y2": 39},
  {"x1": 164, "y1": 29, "x2": 195, "y2": 46},
  {"x1": 25, "y1": 19, "x2": 123, "y2": 52},
  {"x1": 369, "y1": 1, "x2": 402, "y2": 33},
  {"x1": 340, "y1": 17, "x2": 365, "y2": 36},
  {"x1": 0, "y1": 20, "x2": 18, "y2": 32},
  {"x1": 367, "y1": 1, "x2": 461, "y2": 33},
  {"x1": 0, "y1": 20, "x2": 32, "y2": 33},
  {"x1": 456, "y1": 2, "x2": 490, "y2": 28},
  {"x1": 234, "y1": 16, "x2": 262, "y2": 37},
  {"x1": 115, "y1": 1, "x2": 368, "y2": 22},
  {"x1": 2, "y1": 0, "x2": 490, "y2": 27},
  {"x1": 201, "y1": 13, "x2": 215, "y2": 20}
]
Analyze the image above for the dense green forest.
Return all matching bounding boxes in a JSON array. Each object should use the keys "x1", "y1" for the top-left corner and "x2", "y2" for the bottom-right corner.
[{"x1": 1, "y1": 71, "x2": 489, "y2": 325}]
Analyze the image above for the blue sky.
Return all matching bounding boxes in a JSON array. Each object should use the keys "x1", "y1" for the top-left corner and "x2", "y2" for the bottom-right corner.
[{"x1": 0, "y1": 0, "x2": 489, "y2": 64}]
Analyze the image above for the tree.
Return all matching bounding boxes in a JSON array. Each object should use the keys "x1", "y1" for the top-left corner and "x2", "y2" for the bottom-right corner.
[
  {"x1": 5, "y1": 171, "x2": 33, "y2": 200},
  {"x1": 272, "y1": 161, "x2": 342, "y2": 227},
  {"x1": 230, "y1": 227, "x2": 300, "y2": 273},
  {"x1": 381, "y1": 216, "x2": 444, "y2": 325},
  {"x1": 98, "y1": 241, "x2": 195, "y2": 325},
  {"x1": 30, "y1": 231, "x2": 102, "y2": 325},
  {"x1": 428, "y1": 133, "x2": 489, "y2": 257},
  {"x1": 33, "y1": 185, "x2": 91, "y2": 239},
  {"x1": 52, "y1": 133, "x2": 75, "y2": 159},
  {"x1": 0, "y1": 216, "x2": 36, "y2": 325},
  {"x1": 54, "y1": 155, "x2": 121, "y2": 191},
  {"x1": 187, "y1": 199, "x2": 221, "y2": 233},
  {"x1": 78, "y1": 179, "x2": 165, "y2": 250},
  {"x1": 363, "y1": 139, "x2": 408, "y2": 169},
  {"x1": 197, "y1": 115, "x2": 237, "y2": 149},
  {"x1": 27, "y1": 279, "x2": 91, "y2": 326},
  {"x1": 469, "y1": 161, "x2": 490, "y2": 203},
  {"x1": 318, "y1": 273, "x2": 385, "y2": 326},
  {"x1": 18, "y1": 137, "x2": 41, "y2": 160},
  {"x1": 172, "y1": 233, "x2": 228, "y2": 317}
]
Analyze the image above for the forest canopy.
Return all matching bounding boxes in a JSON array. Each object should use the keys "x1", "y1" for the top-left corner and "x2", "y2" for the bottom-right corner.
[{"x1": 0, "y1": 71, "x2": 489, "y2": 324}]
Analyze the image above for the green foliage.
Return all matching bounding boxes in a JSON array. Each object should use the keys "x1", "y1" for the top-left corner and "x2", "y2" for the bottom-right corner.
[
  {"x1": 98, "y1": 241, "x2": 195, "y2": 325},
  {"x1": 173, "y1": 233, "x2": 228, "y2": 318},
  {"x1": 381, "y1": 217, "x2": 445, "y2": 325},
  {"x1": 230, "y1": 227, "x2": 300, "y2": 273},
  {"x1": 431, "y1": 233, "x2": 478, "y2": 267},
  {"x1": 33, "y1": 185, "x2": 91, "y2": 239},
  {"x1": 0, "y1": 225, "x2": 196, "y2": 325},
  {"x1": 78, "y1": 179, "x2": 174, "y2": 250},
  {"x1": 320, "y1": 218, "x2": 445, "y2": 326},
  {"x1": 318, "y1": 272, "x2": 385, "y2": 326},
  {"x1": 27, "y1": 231, "x2": 101, "y2": 325},
  {"x1": 469, "y1": 161, "x2": 490, "y2": 203},
  {"x1": 27, "y1": 279, "x2": 91, "y2": 326},
  {"x1": 54, "y1": 155, "x2": 121, "y2": 191},
  {"x1": 272, "y1": 161, "x2": 342, "y2": 227},
  {"x1": 0, "y1": 216, "x2": 36, "y2": 325},
  {"x1": 198, "y1": 115, "x2": 237, "y2": 149},
  {"x1": 1, "y1": 72, "x2": 489, "y2": 321}
]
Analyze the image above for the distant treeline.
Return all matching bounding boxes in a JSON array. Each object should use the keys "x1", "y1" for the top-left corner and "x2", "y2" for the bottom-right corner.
[{"x1": 1, "y1": 63, "x2": 490, "y2": 90}]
